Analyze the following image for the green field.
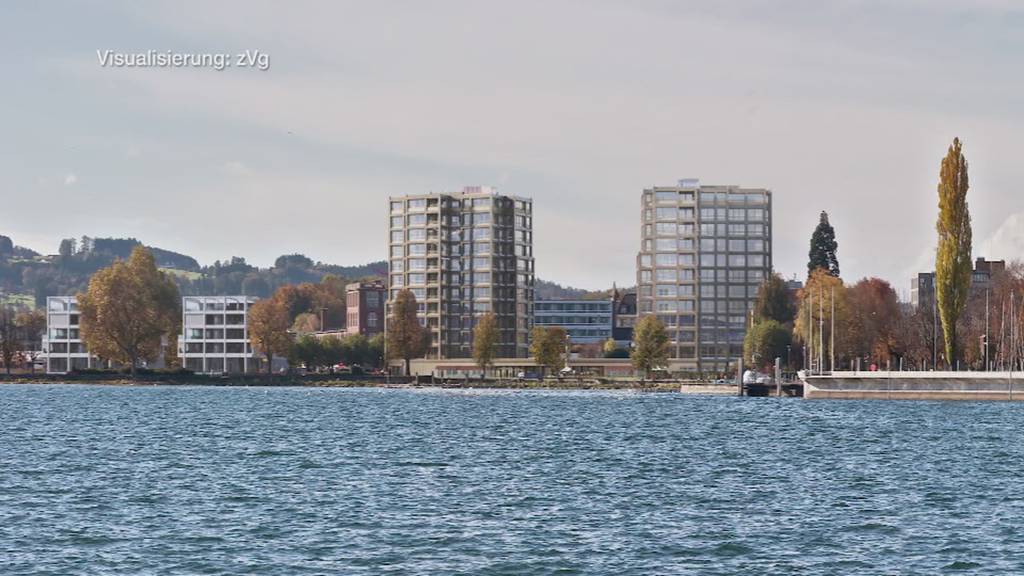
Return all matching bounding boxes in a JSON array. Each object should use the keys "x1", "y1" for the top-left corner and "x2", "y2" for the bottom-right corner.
[
  {"x1": 0, "y1": 293, "x2": 36, "y2": 309},
  {"x1": 160, "y1": 268, "x2": 204, "y2": 281}
]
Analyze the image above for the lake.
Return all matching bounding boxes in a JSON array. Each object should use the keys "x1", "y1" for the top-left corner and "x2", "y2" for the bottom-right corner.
[{"x1": 2, "y1": 385, "x2": 1023, "y2": 575}]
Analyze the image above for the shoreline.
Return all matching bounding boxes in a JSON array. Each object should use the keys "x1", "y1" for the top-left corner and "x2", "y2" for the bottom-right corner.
[{"x1": 0, "y1": 374, "x2": 736, "y2": 394}]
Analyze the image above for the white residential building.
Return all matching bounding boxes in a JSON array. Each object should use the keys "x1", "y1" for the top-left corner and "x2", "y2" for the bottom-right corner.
[
  {"x1": 43, "y1": 296, "x2": 95, "y2": 374},
  {"x1": 179, "y1": 296, "x2": 259, "y2": 374}
]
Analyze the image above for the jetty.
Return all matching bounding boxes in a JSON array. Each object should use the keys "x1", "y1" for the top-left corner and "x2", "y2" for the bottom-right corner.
[{"x1": 801, "y1": 370, "x2": 1024, "y2": 401}]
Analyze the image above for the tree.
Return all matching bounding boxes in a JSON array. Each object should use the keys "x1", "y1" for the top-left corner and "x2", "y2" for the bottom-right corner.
[
  {"x1": 808, "y1": 211, "x2": 840, "y2": 277},
  {"x1": 743, "y1": 319, "x2": 791, "y2": 371},
  {"x1": 76, "y1": 247, "x2": 180, "y2": 378},
  {"x1": 792, "y1": 268, "x2": 848, "y2": 371},
  {"x1": 846, "y1": 278, "x2": 901, "y2": 366},
  {"x1": 753, "y1": 273, "x2": 796, "y2": 324},
  {"x1": 387, "y1": 289, "x2": 427, "y2": 375},
  {"x1": 530, "y1": 326, "x2": 567, "y2": 377},
  {"x1": 16, "y1": 309, "x2": 46, "y2": 374},
  {"x1": 472, "y1": 312, "x2": 499, "y2": 375},
  {"x1": 631, "y1": 315, "x2": 669, "y2": 379},
  {"x1": 58, "y1": 238, "x2": 77, "y2": 260},
  {"x1": 291, "y1": 312, "x2": 321, "y2": 335},
  {"x1": 0, "y1": 306, "x2": 18, "y2": 375},
  {"x1": 290, "y1": 335, "x2": 323, "y2": 371},
  {"x1": 935, "y1": 137, "x2": 972, "y2": 367},
  {"x1": 0, "y1": 235, "x2": 13, "y2": 257},
  {"x1": 248, "y1": 296, "x2": 293, "y2": 374}
]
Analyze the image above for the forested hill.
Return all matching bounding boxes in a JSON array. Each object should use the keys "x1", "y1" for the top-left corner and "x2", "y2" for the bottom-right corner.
[
  {"x1": 0, "y1": 234, "x2": 388, "y2": 307},
  {"x1": 0, "y1": 233, "x2": 613, "y2": 308}
]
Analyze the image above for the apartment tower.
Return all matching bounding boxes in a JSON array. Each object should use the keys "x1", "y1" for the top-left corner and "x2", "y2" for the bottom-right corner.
[
  {"x1": 636, "y1": 179, "x2": 772, "y2": 372},
  {"x1": 388, "y1": 186, "x2": 534, "y2": 359}
]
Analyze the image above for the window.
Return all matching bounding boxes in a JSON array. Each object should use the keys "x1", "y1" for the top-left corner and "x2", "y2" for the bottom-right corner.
[
  {"x1": 390, "y1": 246, "x2": 403, "y2": 257},
  {"x1": 473, "y1": 272, "x2": 491, "y2": 284},
  {"x1": 409, "y1": 259, "x2": 426, "y2": 271},
  {"x1": 748, "y1": 208, "x2": 764, "y2": 220},
  {"x1": 680, "y1": 269, "x2": 695, "y2": 281},
  {"x1": 655, "y1": 253, "x2": 677, "y2": 266},
  {"x1": 390, "y1": 201, "x2": 403, "y2": 213},
  {"x1": 655, "y1": 238, "x2": 676, "y2": 251},
  {"x1": 640, "y1": 270, "x2": 652, "y2": 282},
  {"x1": 408, "y1": 229, "x2": 426, "y2": 241},
  {"x1": 747, "y1": 239, "x2": 764, "y2": 252},
  {"x1": 656, "y1": 207, "x2": 676, "y2": 220},
  {"x1": 408, "y1": 273, "x2": 425, "y2": 285},
  {"x1": 656, "y1": 223, "x2": 676, "y2": 235},
  {"x1": 408, "y1": 214, "x2": 426, "y2": 226},
  {"x1": 748, "y1": 224, "x2": 764, "y2": 236},
  {"x1": 408, "y1": 199, "x2": 427, "y2": 211},
  {"x1": 367, "y1": 312, "x2": 378, "y2": 328},
  {"x1": 700, "y1": 254, "x2": 715, "y2": 267},
  {"x1": 408, "y1": 244, "x2": 426, "y2": 255},
  {"x1": 700, "y1": 238, "x2": 716, "y2": 252},
  {"x1": 728, "y1": 239, "x2": 745, "y2": 251},
  {"x1": 656, "y1": 301, "x2": 678, "y2": 312},
  {"x1": 639, "y1": 255, "x2": 652, "y2": 267},
  {"x1": 679, "y1": 208, "x2": 695, "y2": 220},
  {"x1": 655, "y1": 284, "x2": 678, "y2": 297},
  {"x1": 473, "y1": 228, "x2": 491, "y2": 241},
  {"x1": 729, "y1": 254, "x2": 747, "y2": 267},
  {"x1": 728, "y1": 208, "x2": 746, "y2": 221},
  {"x1": 391, "y1": 216, "x2": 403, "y2": 227},
  {"x1": 700, "y1": 208, "x2": 716, "y2": 220},
  {"x1": 655, "y1": 191, "x2": 677, "y2": 202},
  {"x1": 474, "y1": 243, "x2": 491, "y2": 255},
  {"x1": 656, "y1": 268, "x2": 675, "y2": 281},
  {"x1": 749, "y1": 255, "x2": 765, "y2": 268},
  {"x1": 390, "y1": 259, "x2": 404, "y2": 273}
]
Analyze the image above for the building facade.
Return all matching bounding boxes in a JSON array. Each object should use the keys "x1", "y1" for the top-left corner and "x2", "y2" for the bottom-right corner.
[
  {"x1": 636, "y1": 179, "x2": 772, "y2": 372},
  {"x1": 911, "y1": 257, "x2": 1006, "y2": 311},
  {"x1": 346, "y1": 280, "x2": 385, "y2": 336},
  {"x1": 388, "y1": 186, "x2": 534, "y2": 359},
  {"x1": 43, "y1": 296, "x2": 94, "y2": 374},
  {"x1": 180, "y1": 295, "x2": 259, "y2": 374},
  {"x1": 534, "y1": 299, "x2": 613, "y2": 344}
]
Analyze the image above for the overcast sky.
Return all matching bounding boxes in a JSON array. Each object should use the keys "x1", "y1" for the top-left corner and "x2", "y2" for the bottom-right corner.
[{"x1": 3, "y1": 1, "x2": 1023, "y2": 295}]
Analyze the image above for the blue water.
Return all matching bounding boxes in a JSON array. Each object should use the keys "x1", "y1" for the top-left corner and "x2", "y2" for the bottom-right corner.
[{"x1": 2, "y1": 385, "x2": 1024, "y2": 575}]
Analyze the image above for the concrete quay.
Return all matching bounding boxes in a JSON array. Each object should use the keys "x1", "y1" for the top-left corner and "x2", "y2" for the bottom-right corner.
[{"x1": 802, "y1": 371, "x2": 1024, "y2": 401}]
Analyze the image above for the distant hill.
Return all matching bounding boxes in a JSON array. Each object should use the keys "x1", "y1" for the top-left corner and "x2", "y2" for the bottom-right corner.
[{"x1": 0, "y1": 232, "x2": 611, "y2": 308}]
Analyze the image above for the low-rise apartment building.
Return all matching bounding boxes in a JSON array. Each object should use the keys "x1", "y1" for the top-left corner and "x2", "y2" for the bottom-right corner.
[
  {"x1": 179, "y1": 295, "x2": 259, "y2": 374},
  {"x1": 534, "y1": 299, "x2": 613, "y2": 344},
  {"x1": 43, "y1": 296, "x2": 95, "y2": 374}
]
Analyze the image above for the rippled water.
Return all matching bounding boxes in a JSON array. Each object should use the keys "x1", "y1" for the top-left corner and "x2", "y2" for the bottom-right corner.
[{"x1": 2, "y1": 385, "x2": 1024, "y2": 574}]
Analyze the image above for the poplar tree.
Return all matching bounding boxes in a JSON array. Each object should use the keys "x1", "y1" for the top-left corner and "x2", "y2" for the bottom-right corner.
[
  {"x1": 935, "y1": 137, "x2": 972, "y2": 367},
  {"x1": 472, "y1": 312, "x2": 499, "y2": 376},
  {"x1": 808, "y1": 211, "x2": 840, "y2": 277}
]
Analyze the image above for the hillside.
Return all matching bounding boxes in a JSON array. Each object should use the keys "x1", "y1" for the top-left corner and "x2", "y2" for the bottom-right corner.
[{"x1": 0, "y1": 233, "x2": 611, "y2": 308}]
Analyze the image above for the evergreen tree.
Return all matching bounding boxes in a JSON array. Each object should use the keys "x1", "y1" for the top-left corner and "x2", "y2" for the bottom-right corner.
[
  {"x1": 935, "y1": 137, "x2": 972, "y2": 367},
  {"x1": 808, "y1": 211, "x2": 840, "y2": 277}
]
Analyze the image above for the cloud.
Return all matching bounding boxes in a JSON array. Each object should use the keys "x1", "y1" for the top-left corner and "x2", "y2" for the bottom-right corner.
[
  {"x1": 979, "y1": 211, "x2": 1024, "y2": 263},
  {"x1": 63, "y1": 173, "x2": 78, "y2": 186}
]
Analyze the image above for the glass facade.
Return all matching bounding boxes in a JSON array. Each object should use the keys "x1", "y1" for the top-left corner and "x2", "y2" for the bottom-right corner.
[
  {"x1": 388, "y1": 188, "x2": 534, "y2": 359},
  {"x1": 636, "y1": 181, "x2": 772, "y2": 372}
]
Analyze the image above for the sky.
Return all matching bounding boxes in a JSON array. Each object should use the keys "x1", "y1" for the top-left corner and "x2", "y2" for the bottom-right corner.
[{"x1": 2, "y1": 1, "x2": 1023, "y2": 296}]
